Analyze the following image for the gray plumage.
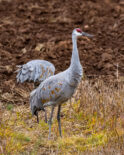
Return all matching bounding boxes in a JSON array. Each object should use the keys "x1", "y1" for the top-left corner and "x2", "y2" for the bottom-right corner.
[
  {"x1": 16, "y1": 60, "x2": 55, "y2": 83},
  {"x1": 30, "y1": 28, "x2": 93, "y2": 138}
]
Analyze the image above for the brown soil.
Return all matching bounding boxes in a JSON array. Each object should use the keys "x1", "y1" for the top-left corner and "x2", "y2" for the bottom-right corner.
[{"x1": 0, "y1": 0, "x2": 124, "y2": 97}]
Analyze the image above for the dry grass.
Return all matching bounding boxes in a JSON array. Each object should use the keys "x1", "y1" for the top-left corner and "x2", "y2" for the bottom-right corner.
[{"x1": 0, "y1": 78, "x2": 124, "y2": 154}]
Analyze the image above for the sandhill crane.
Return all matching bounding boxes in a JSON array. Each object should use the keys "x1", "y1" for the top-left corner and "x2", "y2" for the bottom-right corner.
[
  {"x1": 16, "y1": 60, "x2": 55, "y2": 84},
  {"x1": 30, "y1": 28, "x2": 93, "y2": 139},
  {"x1": 16, "y1": 60, "x2": 55, "y2": 123}
]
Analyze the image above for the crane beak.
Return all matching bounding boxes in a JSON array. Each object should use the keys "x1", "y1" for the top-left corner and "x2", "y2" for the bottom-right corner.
[{"x1": 82, "y1": 32, "x2": 94, "y2": 38}]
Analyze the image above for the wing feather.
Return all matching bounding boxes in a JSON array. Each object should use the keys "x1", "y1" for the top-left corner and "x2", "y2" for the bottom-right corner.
[{"x1": 36, "y1": 77, "x2": 65, "y2": 105}]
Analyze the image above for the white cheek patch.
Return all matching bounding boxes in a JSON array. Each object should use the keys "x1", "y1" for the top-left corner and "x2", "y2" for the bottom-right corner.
[{"x1": 76, "y1": 31, "x2": 82, "y2": 36}]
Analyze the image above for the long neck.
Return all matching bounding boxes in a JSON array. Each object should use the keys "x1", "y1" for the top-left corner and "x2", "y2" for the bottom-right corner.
[
  {"x1": 70, "y1": 34, "x2": 80, "y2": 67},
  {"x1": 68, "y1": 34, "x2": 82, "y2": 87}
]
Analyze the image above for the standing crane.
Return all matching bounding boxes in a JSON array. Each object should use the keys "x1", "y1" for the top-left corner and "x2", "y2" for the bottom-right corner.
[
  {"x1": 30, "y1": 28, "x2": 93, "y2": 139},
  {"x1": 16, "y1": 60, "x2": 55, "y2": 123}
]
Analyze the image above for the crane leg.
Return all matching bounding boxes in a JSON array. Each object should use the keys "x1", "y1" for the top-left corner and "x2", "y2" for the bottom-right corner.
[
  {"x1": 44, "y1": 109, "x2": 47, "y2": 123},
  {"x1": 48, "y1": 106, "x2": 54, "y2": 139},
  {"x1": 36, "y1": 111, "x2": 39, "y2": 124},
  {"x1": 57, "y1": 105, "x2": 62, "y2": 137}
]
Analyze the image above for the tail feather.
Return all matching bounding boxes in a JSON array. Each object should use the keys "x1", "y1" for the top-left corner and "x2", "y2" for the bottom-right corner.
[
  {"x1": 30, "y1": 88, "x2": 44, "y2": 115},
  {"x1": 16, "y1": 65, "x2": 29, "y2": 83},
  {"x1": 30, "y1": 89, "x2": 37, "y2": 115},
  {"x1": 16, "y1": 66, "x2": 23, "y2": 83}
]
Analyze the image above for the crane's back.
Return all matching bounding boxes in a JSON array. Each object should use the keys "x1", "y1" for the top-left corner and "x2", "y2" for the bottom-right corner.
[{"x1": 16, "y1": 60, "x2": 55, "y2": 83}]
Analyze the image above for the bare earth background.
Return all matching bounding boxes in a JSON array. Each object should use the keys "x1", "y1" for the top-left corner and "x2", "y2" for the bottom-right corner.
[
  {"x1": 0, "y1": 0, "x2": 124, "y2": 94},
  {"x1": 0, "y1": 0, "x2": 124, "y2": 154}
]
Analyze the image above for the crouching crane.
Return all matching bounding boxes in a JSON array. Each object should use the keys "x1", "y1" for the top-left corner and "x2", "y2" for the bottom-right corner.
[
  {"x1": 16, "y1": 60, "x2": 55, "y2": 85},
  {"x1": 16, "y1": 60, "x2": 55, "y2": 123},
  {"x1": 30, "y1": 28, "x2": 93, "y2": 139}
]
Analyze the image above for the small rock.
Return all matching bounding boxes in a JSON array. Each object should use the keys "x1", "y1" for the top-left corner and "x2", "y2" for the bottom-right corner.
[
  {"x1": 113, "y1": 23, "x2": 118, "y2": 29},
  {"x1": 6, "y1": 65, "x2": 13, "y2": 73},
  {"x1": 35, "y1": 43, "x2": 44, "y2": 51},
  {"x1": 21, "y1": 48, "x2": 27, "y2": 54},
  {"x1": 84, "y1": 25, "x2": 89, "y2": 30}
]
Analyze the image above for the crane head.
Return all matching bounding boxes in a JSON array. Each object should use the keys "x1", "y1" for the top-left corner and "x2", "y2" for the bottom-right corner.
[{"x1": 73, "y1": 28, "x2": 93, "y2": 38}]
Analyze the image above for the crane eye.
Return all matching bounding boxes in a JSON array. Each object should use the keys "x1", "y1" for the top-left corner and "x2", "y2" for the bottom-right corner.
[{"x1": 76, "y1": 28, "x2": 82, "y2": 33}]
